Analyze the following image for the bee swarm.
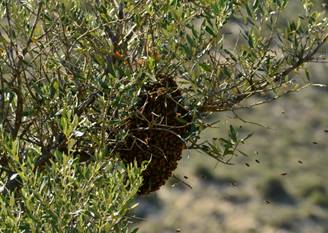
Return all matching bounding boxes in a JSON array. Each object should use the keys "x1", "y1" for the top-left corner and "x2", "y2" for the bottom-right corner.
[{"x1": 117, "y1": 75, "x2": 192, "y2": 194}]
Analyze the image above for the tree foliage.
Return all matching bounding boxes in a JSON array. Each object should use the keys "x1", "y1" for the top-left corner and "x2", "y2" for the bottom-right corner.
[{"x1": 0, "y1": 0, "x2": 327, "y2": 232}]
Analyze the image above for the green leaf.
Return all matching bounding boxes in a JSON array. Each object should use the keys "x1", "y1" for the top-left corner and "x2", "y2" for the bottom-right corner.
[
  {"x1": 205, "y1": 26, "x2": 215, "y2": 36},
  {"x1": 305, "y1": 69, "x2": 310, "y2": 81},
  {"x1": 229, "y1": 125, "x2": 237, "y2": 142},
  {"x1": 246, "y1": 3, "x2": 253, "y2": 17}
]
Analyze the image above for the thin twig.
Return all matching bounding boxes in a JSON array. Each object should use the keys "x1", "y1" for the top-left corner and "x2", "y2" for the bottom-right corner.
[{"x1": 172, "y1": 174, "x2": 193, "y2": 189}]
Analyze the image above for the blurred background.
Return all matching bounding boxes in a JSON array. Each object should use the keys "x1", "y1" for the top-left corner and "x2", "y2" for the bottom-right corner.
[{"x1": 132, "y1": 2, "x2": 328, "y2": 233}]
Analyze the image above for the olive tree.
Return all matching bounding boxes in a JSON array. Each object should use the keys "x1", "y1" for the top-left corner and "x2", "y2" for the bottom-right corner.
[{"x1": 0, "y1": 0, "x2": 327, "y2": 232}]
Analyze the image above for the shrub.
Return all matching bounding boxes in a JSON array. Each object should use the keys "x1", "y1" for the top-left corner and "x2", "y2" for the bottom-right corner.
[{"x1": 1, "y1": 0, "x2": 327, "y2": 231}]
